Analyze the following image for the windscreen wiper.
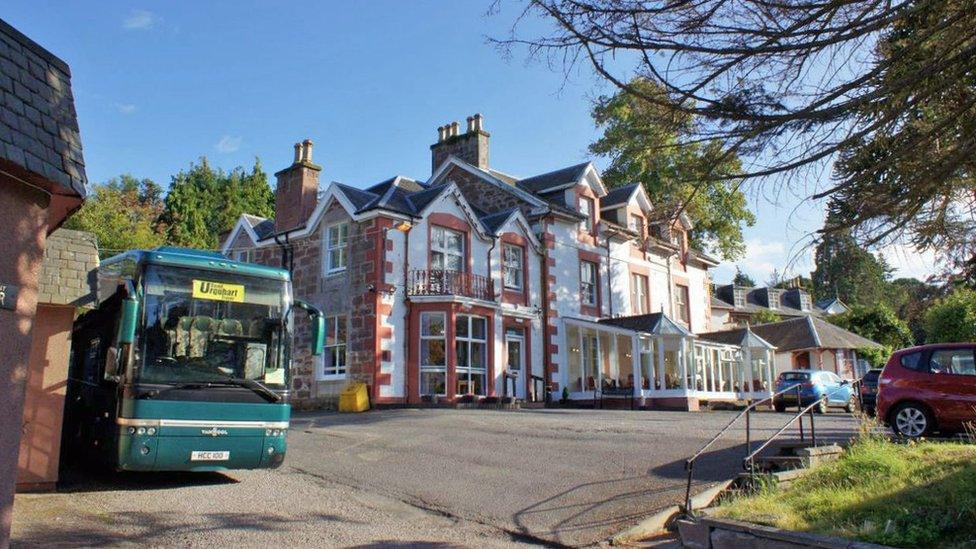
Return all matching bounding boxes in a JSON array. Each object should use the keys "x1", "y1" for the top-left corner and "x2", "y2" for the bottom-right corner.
[{"x1": 225, "y1": 377, "x2": 283, "y2": 403}]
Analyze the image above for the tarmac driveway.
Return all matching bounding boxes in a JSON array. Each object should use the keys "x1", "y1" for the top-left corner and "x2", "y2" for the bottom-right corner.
[
  {"x1": 285, "y1": 407, "x2": 857, "y2": 546},
  {"x1": 12, "y1": 407, "x2": 858, "y2": 547}
]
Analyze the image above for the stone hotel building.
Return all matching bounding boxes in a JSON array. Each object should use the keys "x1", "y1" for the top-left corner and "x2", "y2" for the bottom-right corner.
[{"x1": 224, "y1": 116, "x2": 781, "y2": 411}]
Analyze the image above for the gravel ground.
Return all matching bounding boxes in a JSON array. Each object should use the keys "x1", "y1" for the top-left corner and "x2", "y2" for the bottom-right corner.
[{"x1": 11, "y1": 407, "x2": 858, "y2": 547}]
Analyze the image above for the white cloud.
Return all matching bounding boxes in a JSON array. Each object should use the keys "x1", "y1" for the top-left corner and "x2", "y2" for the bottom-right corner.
[
  {"x1": 123, "y1": 10, "x2": 157, "y2": 30},
  {"x1": 116, "y1": 103, "x2": 137, "y2": 115},
  {"x1": 215, "y1": 135, "x2": 243, "y2": 154},
  {"x1": 878, "y1": 243, "x2": 938, "y2": 281}
]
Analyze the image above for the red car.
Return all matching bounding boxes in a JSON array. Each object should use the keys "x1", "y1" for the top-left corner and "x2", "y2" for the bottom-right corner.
[{"x1": 877, "y1": 343, "x2": 976, "y2": 438}]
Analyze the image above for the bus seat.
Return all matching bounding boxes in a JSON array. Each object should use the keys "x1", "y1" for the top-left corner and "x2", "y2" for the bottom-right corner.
[
  {"x1": 189, "y1": 316, "x2": 213, "y2": 358},
  {"x1": 248, "y1": 319, "x2": 264, "y2": 337},
  {"x1": 175, "y1": 316, "x2": 194, "y2": 357},
  {"x1": 217, "y1": 318, "x2": 243, "y2": 337}
]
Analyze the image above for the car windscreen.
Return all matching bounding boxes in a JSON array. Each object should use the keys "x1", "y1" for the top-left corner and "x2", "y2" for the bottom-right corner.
[{"x1": 778, "y1": 372, "x2": 810, "y2": 382}]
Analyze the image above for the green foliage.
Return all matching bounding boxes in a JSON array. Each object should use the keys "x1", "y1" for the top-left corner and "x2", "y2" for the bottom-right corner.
[
  {"x1": 831, "y1": 305, "x2": 913, "y2": 350},
  {"x1": 63, "y1": 175, "x2": 166, "y2": 258},
  {"x1": 856, "y1": 347, "x2": 891, "y2": 368},
  {"x1": 923, "y1": 288, "x2": 976, "y2": 343},
  {"x1": 750, "y1": 309, "x2": 781, "y2": 325},
  {"x1": 715, "y1": 436, "x2": 976, "y2": 547},
  {"x1": 590, "y1": 78, "x2": 755, "y2": 260},
  {"x1": 812, "y1": 203, "x2": 894, "y2": 307},
  {"x1": 733, "y1": 266, "x2": 756, "y2": 287},
  {"x1": 888, "y1": 278, "x2": 942, "y2": 344},
  {"x1": 159, "y1": 157, "x2": 274, "y2": 249}
]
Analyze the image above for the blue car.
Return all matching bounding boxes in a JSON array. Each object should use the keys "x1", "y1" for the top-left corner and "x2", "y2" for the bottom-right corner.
[{"x1": 772, "y1": 369, "x2": 856, "y2": 414}]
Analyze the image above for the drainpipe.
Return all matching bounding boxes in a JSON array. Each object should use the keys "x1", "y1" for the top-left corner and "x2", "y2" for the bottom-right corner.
[
  {"x1": 402, "y1": 217, "x2": 417, "y2": 402},
  {"x1": 605, "y1": 235, "x2": 613, "y2": 318},
  {"x1": 540, "y1": 216, "x2": 552, "y2": 404}
]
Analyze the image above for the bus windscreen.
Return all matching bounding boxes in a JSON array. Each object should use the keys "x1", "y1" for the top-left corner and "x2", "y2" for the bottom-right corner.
[{"x1": 137, "y1": 266, "x2": 292, "y2": 389}]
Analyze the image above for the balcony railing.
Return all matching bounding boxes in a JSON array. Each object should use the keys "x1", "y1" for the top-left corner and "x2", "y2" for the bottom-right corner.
[{"x1": 407, "y1": 269, "x2": 494, "y2": 301}]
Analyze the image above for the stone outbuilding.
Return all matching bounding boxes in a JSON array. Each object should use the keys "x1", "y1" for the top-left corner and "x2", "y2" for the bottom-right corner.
[
  {"x1": 0, "y1": 17, "x2": 87, "y2": 542},
  {"x1": 17, "y1": 229, "x2": 98, "y2": 492}
]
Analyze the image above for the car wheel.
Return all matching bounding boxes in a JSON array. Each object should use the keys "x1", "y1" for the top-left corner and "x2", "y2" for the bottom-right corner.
[
  {"x1": 774, "y1": 403, "x2": 786, "y2": 413},
  {"x1": 891, "y1": 403, "x2": 932, "y2": 438},
  {"x1": 816, "y1": 397, "x2": 828, "y2": 414},
  {"x1": 844, "y1": 396, "x2": 856, "y2": 414}
]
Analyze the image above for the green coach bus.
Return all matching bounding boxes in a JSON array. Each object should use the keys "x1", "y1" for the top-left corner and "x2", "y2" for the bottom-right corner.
[{"x1": 63, "y1": 247, "x2": 324, "y2": 472}]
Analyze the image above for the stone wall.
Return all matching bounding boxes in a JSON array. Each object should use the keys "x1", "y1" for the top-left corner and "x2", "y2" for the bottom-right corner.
[{"x1": 443, "y1": 165, "x2": 532, "y2": 217}]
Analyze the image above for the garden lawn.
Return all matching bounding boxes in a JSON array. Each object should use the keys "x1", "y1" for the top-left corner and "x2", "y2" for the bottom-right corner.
[{"x1": 713, "y1": 436, "x2": 976, "y2": 548}]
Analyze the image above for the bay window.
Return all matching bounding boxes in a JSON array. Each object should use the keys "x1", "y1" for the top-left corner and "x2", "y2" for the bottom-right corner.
[
  {"x1": 431, "y1": 226, "x2": 464, "y2": 272},
  {"x1": 503, "y1": 244, "x2": 524, "y2": 290},
  {"x1": 455, "y1": 315, "x2": 487, "y2": 396},
  {"x1": 420, "y1": 312, "x2": 447, "y2": 395},
  {"x1": 326, "y1": 223, "x2": 349, "y2": 273}
]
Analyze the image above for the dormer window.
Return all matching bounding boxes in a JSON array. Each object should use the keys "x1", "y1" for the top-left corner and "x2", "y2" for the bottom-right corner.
[
  {"x1": 733, "y1": 287, "x2": 747, "y2": 308},
  {"x1": 629, "y1": 214, "x2": 644, "y2": 235},
  {"x1": 800, "y1": 293, "x2": 812, "y2": 311},
  {"x1": 768, "y1": 290, "x2": 780, "y2": 310},
  {"x1": 670, "y1": 228, "x2": 685, "y2": 251},
  {"x1": 580, "y1": 196, "x2": 595, "y2": 233}
]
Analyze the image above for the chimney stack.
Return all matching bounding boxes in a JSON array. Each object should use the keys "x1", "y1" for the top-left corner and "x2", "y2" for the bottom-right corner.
[
  {"x1": 274, "y1": 138, "x2": 322, "y2": 234},
  {"x1": 430, "y1": 113, "x2": 490, "y2": 174}
]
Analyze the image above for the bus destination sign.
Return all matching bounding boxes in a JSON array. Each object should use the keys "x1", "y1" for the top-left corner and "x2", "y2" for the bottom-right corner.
[{"x1": 192, "y1": 280, "x2": 245, "y2": 303}]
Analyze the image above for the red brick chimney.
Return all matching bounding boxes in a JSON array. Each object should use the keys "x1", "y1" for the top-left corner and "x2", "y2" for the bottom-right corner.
[
  {"x1": 430, "y1": 113, "x2": 489, "y2": 174},
  {"x1": 274, "y1": 139, "x2": 321, "y2": 233}
]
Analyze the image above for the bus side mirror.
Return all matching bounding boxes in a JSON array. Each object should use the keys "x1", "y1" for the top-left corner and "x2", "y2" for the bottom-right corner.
[
  {"x1": 295, "y1": 300, "x2": 325, "y2": 356},
  {"x1": 119, "y1": 298, "x2": 139, "y2": 344}
]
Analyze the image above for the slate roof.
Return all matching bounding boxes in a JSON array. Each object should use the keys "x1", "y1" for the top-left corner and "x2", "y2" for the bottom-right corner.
[
  {"x1": 37, "y1": 229, "x2": 98, "y2": 307},
  {"x1": 601, "y1": 184, "x2": 639, "y2": 209},
  {"x1": 479, "y1": 208, "x2": 518, "y2": 234},
  {"x1": 699, "y1": 316, "x2": 881, "y2": 352},
  {"x1": 242, "y1": 214, "x2": 275, "y2": 240},
  {"x1": 515, "y1": 161, "x2": 591, "y2": 193},
  {"x1": 0, "y1": 18, "x2": 87, "y2": 196},
  {"x1": 713, "y1": 284, "x2": 820, "y2": 318}
]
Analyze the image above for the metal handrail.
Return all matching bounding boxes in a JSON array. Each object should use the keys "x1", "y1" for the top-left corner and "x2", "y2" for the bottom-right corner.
[
  {"x1": 742, "y1": 380, "x2": 860, "y2": 472},
  {"x1": 683, "y1": 382, "x2": 803, "y2": 512}
]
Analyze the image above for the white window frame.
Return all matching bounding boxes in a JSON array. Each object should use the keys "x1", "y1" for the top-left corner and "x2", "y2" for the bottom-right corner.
[
  {"x1": 455, "y1": 314, "x2": 487, "y2": 396},
  {"x1": 326, "y1": 222, "x2": 349, "y2": 274},
  {"x1": 629, "y1": 214, "x2": 644, "y2": 234},
  {"x1": 631, "y1": 273, "x2": 649, "y2": 314},
  {"x1": 233, "y1": 248, "x2": 253, "y2": 263},
  {"x1": 580, "y1": 260, "x2": 598, "y2": 306},
  {"x1": 321, "y1": 315, "x2": 347, "y2": 379},
  {"x1": 502, "y1": 243, "x2": 524, "y2": 290},
  {"x1": 431, "y1": 226, "x2": 465, "y2": 272},
  {"x1": 419, "y1": 311, "x2": 447, "y2": 396},
  {"x1": 675, "y1": 284, "x2": 690, "y2": 325},
  {"x1": 579, "y1": 197, "x2": 594, "y2": 233}
]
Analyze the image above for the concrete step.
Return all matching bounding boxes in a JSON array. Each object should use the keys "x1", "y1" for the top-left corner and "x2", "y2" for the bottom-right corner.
[{"x1": 750, "y1": 455, "x2": 804, "y2": 472}]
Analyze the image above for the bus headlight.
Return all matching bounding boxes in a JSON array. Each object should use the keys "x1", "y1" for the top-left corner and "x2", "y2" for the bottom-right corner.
[
  {"x1": 136, "y1": 427, "x2": 146, "y2": 435},
  {"x1": 267, "y1": 446, "x2": 275, "y2": 455},
  {"x1": 147, "y1": 427, "x2": 157, "y2": 436},
  {"x1": 266, "y1": 429, "x2": 272, "y2": 436},
  {"x1": 127, "y1": 427, "x2": 136, "y2": 435}
]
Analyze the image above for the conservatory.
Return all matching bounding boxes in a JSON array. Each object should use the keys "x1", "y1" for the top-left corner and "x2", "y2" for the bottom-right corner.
[{"x1": 560, "y1": 313, "x2": 777, "y2": 410}]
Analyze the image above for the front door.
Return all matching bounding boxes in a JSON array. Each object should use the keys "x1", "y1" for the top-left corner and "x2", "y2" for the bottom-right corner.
[{"x1": 505, "y1": 329, "x2": 525, "y2": 400}]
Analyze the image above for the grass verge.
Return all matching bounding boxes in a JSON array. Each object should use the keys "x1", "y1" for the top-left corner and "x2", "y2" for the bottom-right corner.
[{"x1": 712, "y1": 435, "x2": 976, "y2": 547}]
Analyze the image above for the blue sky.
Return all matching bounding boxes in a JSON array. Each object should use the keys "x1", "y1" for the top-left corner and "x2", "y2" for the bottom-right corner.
[{"x1": 4, "y1": 1, "x2": 933, "y2": 283}]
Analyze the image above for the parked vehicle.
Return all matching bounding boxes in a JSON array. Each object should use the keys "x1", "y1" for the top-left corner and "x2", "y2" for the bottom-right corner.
[
  {"x1": 859, "y1": 368, "x2": 883, "y2": 417},
  {"x1": 877, "y1": 343, "x2": 976, "y2": 438},
  {"x1": 772, "y1": 369, "x2": 856, "y2": 414}
]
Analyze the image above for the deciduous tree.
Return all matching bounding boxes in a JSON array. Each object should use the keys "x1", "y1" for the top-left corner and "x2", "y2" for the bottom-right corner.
[
  {"x1": 923, "y1": 287, "x2": 976, "y2": 343},
  {"x1": 63, "y1": 175, "x2": 166, "y2": 258}
]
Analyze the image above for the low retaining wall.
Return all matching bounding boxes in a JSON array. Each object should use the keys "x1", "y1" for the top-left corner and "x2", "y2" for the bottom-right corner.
[{"x1": 677, "y1": 517, "x2": 890, "y2": 549}]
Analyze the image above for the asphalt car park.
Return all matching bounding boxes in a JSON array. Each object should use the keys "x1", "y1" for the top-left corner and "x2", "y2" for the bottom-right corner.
[{"x1": 12, "y1": 408, "x2": 859, "y2": 547}]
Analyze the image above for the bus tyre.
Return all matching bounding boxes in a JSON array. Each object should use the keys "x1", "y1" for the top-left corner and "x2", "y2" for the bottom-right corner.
[{"x1": 891, "y1": 402, "x2": 932, "y2": 438}]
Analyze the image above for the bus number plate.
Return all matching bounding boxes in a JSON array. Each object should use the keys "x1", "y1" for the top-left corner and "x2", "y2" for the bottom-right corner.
[{"x1": 191, "y1": 451, "x2": 229, "y2": 461}]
